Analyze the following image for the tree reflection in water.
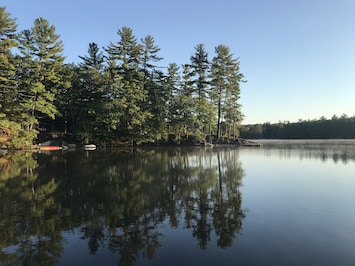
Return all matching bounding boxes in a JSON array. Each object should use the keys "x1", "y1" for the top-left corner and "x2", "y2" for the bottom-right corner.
[
  {"x1": 0, "y1": 151, "x2": 63, "y2": 266},
  {"x1": 0, "y1": 148, "x2": 246, "y2": 265}
]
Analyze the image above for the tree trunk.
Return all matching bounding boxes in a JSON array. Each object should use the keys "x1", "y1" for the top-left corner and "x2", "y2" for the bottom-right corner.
[{"x1": 216, "y1": 92, "x2": 222, "y2": 139}]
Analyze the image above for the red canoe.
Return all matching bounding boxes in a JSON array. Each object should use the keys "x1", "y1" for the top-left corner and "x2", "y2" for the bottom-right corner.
[{"x1": 39, "y1": 146, "x2": 62, "y2": 151}]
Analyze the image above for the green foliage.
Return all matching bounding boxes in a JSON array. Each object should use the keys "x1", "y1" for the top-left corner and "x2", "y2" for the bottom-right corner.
[
  {"x1": 75, "y1": 43, "x2": 108, "y2": 139},
  {"x1": 0, "y1": 7, "x2": 36, "y2": 148},
  {"x1": 17, "y1": 17, "x2": 64, "y2": 131},
  {"x1": 0, "y1": 7, "x2": 17, "y2": 105},
  {"x1": 141, "y1": 35, "x2": 167, "y2": 142},
  {"x1": 1, "y1": 7, "x2": 248, "y2": 147},
  {"x1": 211, "y1": 44, "x2": 245, "y2": 139},
  {"x1": 165, "y1": 63, "x2": 181, "y2": 133},
  {"x1": 0, "y1": 119, "x2": 37, "y2": 149},
  {"x1": 189, "y1": 44, "x2": 215, "y2": 135},
  {"x1": 105, "y1": 27, "x2": 155, "y2": 144},
  {"x1": 240, "y1": 115, "x2": 355, "y2": 139},
  {"x1": 4, "y1": 6, "x2": 353, "y2": 147}
]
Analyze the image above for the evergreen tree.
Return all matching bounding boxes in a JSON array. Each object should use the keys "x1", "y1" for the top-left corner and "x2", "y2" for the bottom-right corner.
[
  {"x1": 165, "y1": 63, "x2": 180, "y2": 131},
  {"x1": 211, "y1": 45, "x2": 244, "y2": 139},
  {"x1": 140, "y1": 35, "x2": 162, "y2": 76},
  {"x1": 54, "y1": 63, "x2": 77, "y2": 134},
  {"x1": 140, "y1": 35, "x2": 167, "y2": 141},
  {"x1": 17, "y1": 17, "x2": 64, "y2": 133},
  {"x1": 0, "y1": 7, "x2": 17, "y2": 146},
  {"x1": 77, "y1": 43, "x2": 108, "y2": 141},
  {"x1": 224, "y1": 70, "x2": 244, "y2": 139},
  {"x1": 188, "y1": 44, "x2": 215, "y2": 139},
  {"x1": 1, "y1": 8, "x2": 249, "y2": 146},
  {"x1": 179, "y1": 64, "x2": 197, "y2": 139},
  {"x1": 79, "y1": 42, "x2": 105, "y2": 71},
  {"x1": 104, "y1": 58, "x2": 124, "y2": 136},
  {"x1": 0, "y1": 7, "x2": 17, "y2": 118},
  {"x1": 106, "y1": 27, "x2": 152, "y2": 144},
  {"x1": 0, "y1": 7, "x2": 34, "y2": 148}
]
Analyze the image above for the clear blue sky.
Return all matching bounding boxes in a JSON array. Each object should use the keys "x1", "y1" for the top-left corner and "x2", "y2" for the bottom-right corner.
[{"x1": 2, "y1": 0, "x2": 355, "y2": 124}]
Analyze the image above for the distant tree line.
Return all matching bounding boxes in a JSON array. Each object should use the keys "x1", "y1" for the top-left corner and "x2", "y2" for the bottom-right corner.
[
  {"x1": 240, "y1": 114, "x2": 355, "y2": 139},
  {"x1": 0, "y1": 7, "x2": 245, "y2": 148}
]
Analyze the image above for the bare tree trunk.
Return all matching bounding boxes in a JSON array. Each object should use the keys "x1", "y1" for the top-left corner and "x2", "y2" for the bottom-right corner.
[{"x1": 216, "y1": 98, "x2": 222, "y2": 139}]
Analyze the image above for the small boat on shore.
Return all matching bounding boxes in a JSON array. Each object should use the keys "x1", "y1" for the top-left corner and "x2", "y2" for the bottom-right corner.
[
  {"x1": 39, "y1": 146, "x2": 62, "y2": 151},
  {"x1": 204, "y1": 142, "x2": 214, "y2": 148},
  {"x1": 84, "y1": 144, "x2": 96, "y2": 151}
]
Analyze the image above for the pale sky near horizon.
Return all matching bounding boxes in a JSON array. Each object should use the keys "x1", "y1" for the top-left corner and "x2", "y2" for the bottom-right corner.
[{"x1": 2, "y1": 0, "x2": 355, "y2": 124}]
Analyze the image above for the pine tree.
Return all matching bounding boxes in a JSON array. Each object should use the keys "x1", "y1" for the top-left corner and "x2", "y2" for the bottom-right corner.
[
  {"x1": 54, "y1": 63, "x2": 77, "y2": 134},
  {"x1": 179, "y1": 64, "x2": 197, "y2": 138},
  {"x1": 77, "y1": 43, "x2": 108, "y2": 140},
  {"x1": 189, "y1": 44, "x2": 215, "y2": 139},
  {"x1": 79, "y1": 42, "x2": 105, "y2": 71},
  {"x1": 164, "y1": 63, "x2": 180, "y2": 137},
  {"x1": 17, "y1": 17, "x2": 64, "y2": 133},
  {"x1": 0, "y1": 7, "x2": 34, "y2": 148},
  {"x1": 211, "y1": 45, "x2": 244, "y2": 139},
  {"x1": 0, "y1": 7, "x2": 17, "y2": 117},
  {"x1": 106, "y1": 27, "x2": 152, "y2": 144},
  {"x1": 140, "y1": 35, "x2": 167, "y2": 141},
  {"x1": 140, "y1": 35, "x2": 162, "y2": 76}
]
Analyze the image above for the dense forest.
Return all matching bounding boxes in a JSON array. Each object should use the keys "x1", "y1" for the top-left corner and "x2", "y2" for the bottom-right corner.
[
  {"x1": 0, "y1": 7, "x2": 245, "y2": 149},
  {"x1": 240, "y1": 115, "x2": 355, "y2": 139},
  {"x1": 1, "y1": 7, "x2": 354, "y2": 149}
]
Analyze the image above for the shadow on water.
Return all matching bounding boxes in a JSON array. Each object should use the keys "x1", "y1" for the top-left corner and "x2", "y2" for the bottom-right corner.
[{"x1": 0, "y1": 148, "x2": 246, "y2": 265}]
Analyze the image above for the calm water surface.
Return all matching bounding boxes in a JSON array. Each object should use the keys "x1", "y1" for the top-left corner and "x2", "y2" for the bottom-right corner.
[{"x1": 1, "y1": 140, "x2": 355, "y2": 265}]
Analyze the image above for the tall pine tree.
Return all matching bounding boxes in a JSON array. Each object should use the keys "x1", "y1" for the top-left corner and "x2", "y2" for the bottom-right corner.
[
  {"x1": 179, "y1": 64, "x2": 196, "y2": 138},
  {"x1": 165, "y1": 63, "x2": 180, "y2": 137},
  {"x1": 17, "y1": 17, "x2": 64, "y2": 134},
  {"x1": 106, "y1": 27, "x2": 152, "y2": 145},
  {"x1": 0, "y1": 7, "x2": 17, "y2": 118},
  {"x1": 189, "y1": 44, "x2": 215, "y2": 139},
  {"x1": 77, "y1": 42, "x2": 108, "y2": 141},
  {"x1": 0, "y1": 7, "x2": 23, "y2": 148},
  {"x1": 211, "y1": 45, "x2": 244, "y2": 139},
  {"x1": 140, "y1": 35, "x2": 167, "y2": 141}
]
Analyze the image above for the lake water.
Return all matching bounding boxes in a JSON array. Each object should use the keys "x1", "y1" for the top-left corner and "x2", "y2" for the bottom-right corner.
[{"x1": 1, "y1": 140, "x2": 355, "y2": 266}]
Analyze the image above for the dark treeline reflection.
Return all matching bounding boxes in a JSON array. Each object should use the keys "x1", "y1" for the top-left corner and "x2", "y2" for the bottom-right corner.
[
  {"x1": 0, "y1": 148, "x2": 245, "y2": 265},
  {"x1": 260, "y1": 141, "x2": 355, "y2": 164}
]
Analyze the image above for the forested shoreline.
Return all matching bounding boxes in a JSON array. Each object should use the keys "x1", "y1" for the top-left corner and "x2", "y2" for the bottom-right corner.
[
  {"x1": 240, "y1": 115, "x2": 355, "y2": 139},
  {"x1": 0, "y1": 6, "x2": 245, "y2": 149},
  {"x1": 1, "y1": 7, "x2": 354, "y2": 150}
]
